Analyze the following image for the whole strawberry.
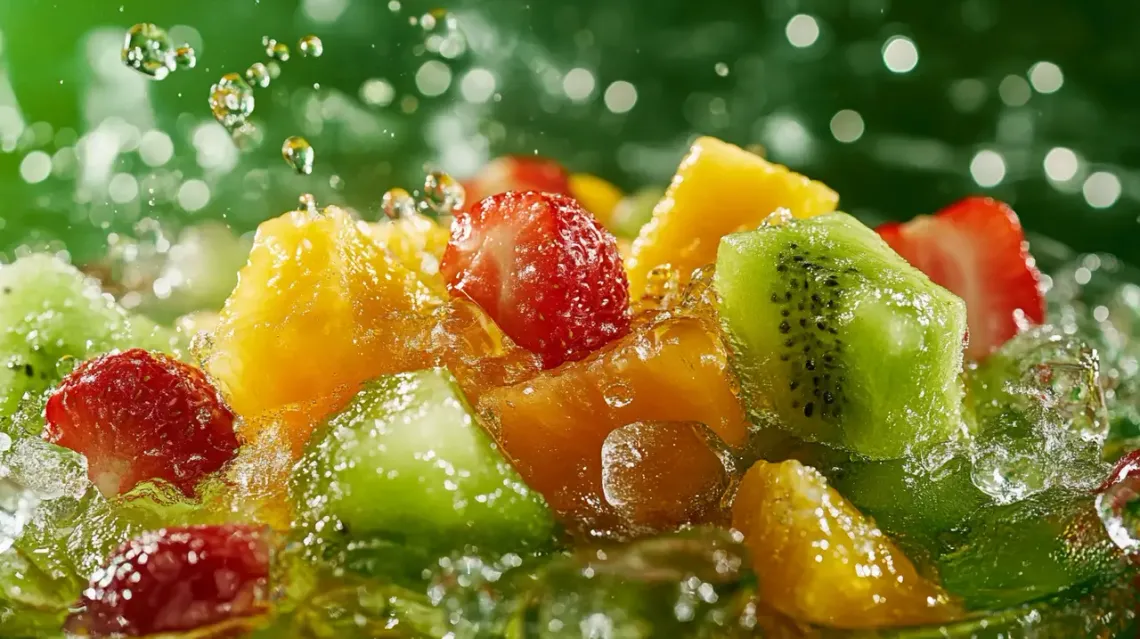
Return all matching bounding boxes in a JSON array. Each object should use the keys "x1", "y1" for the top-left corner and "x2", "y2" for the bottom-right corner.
[
  {"x1": 441, "y1": 191, "x2": 631, "y2": 368},
  {"x1": 44, "y1": 349, "x2": 239, "y2": 497}
]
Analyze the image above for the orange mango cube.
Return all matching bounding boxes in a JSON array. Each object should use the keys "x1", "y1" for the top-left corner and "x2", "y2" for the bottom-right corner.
[{"x1": 625, "y1": 136, "x2": 838, "y2": 297}]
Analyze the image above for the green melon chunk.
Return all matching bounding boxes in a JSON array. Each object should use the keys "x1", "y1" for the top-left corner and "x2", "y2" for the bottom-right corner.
[
  {"x1": 291, "y1": 368, "x2": 557, "y2": 574},
  {"x1": 715, "y1": 212, "x2": 968, "y2": 459}
]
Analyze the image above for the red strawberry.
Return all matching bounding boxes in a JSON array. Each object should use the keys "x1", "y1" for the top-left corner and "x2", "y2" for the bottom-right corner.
[
  {"x1": 441, "y1": 191, "x2": 631, "y2": 369},
  {"x1": 44, "y1": 349, "x2": 239, "y2": 497},
  {"x1": 65, "y1": 525, "x2": 271, "y2": 637},
  {"x1": 462, "y1": 155, "x2": 571, "y2": 208},
  {"x1": 876, "y1": 197, "x2": 1045, "y2": 359}
]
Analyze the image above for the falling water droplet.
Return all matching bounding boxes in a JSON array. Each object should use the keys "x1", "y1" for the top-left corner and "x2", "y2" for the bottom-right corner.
[
  {"x1": 263, "y1": 36, "x2": 290, "y2": 62},
  {"x1": 298, "y1": 193, "x2": 319, "y2": 215},
  {"x1": 299, "y1": 35, "x2": 324, "y2": 58},
  {"x1": 208, "y1": 73, "x2": 256, "y2": 131},
  {"x1": 422, "y1": 170, "x2": 465, "y2": 214},
  {"x1": 282, "y1": 136, "x2": 315, "y2": 175},
  {"x1": 382, "y1": 188, "x2": 417, "y2": 220},
  {"x1": 121, "y1": 23, "x2": 176, "y2": 79},
  {"x1": 174, "y1": 45, "x2": 197, "y2": 70},
  {"x1": 245, "y1": 62, "x2": 271, "y2": 89}
]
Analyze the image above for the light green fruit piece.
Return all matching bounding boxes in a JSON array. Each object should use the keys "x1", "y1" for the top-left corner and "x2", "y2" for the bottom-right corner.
[
  {"x1": 715, "y1": 212, "x2": 968, "y2": 459},
  {"x1": 291, "y1": 368, "x2": 557, "y2": 569},
  {"x1": 0, "y1": 254, "x2": 186, "y2": 434}
]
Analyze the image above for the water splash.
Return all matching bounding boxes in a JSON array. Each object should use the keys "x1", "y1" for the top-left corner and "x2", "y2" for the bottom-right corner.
[
  {"x1": 382, "y1": 188, "x2": 417, "y2": 220},
  {"x1": 282, "y1": 136, "x2": 315, "y2": 175},
  {"x1": 208, "y1": 73, "x2": 256, "y2": 132},
  {"x1": 299, "y1": 35, "x2": 324, "y2": 58}
]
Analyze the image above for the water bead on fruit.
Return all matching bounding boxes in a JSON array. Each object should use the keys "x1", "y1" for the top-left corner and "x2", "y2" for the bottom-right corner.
[
  {"x1": 173, "y1": 46, "x2": 197, "y2": 70},
  {"x1": 121, "y1": 23, "x2": 177, "y2": 80},
  {"x1": 299, "y1": 35, "x2": 324, "y2": 58},
  {"x1": 382, "y1": 187, "x2": 417, "y2": 220},
  {"x1": 245, "y1": 62, "x2": 271, "y2": 89},
  {"x1": 422, "y1": 170, "x2": 465, "y2": 213},
  {"x1": 282, "y1": 136, "x2": 315, "y2": 175},
  {"x1": 208, "y1": 73, "x2": 256, "y2": 132}
]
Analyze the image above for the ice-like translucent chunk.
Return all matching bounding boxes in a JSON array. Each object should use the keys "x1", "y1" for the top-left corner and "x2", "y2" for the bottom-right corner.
[
  {"x1": 518, "y1": 528, "x2": 759, "y2": 637},
  {"x1": 0, "y1": 477, "x2": 36, "y2": 554},
  {"x1": 965, "y1": 326, "x2": 1111, "y2": 503}
]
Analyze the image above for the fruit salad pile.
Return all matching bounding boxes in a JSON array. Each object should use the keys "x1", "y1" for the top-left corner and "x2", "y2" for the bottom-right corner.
[{"x1": 1, "y1": 136, "x2": 1139, "y2": 638}]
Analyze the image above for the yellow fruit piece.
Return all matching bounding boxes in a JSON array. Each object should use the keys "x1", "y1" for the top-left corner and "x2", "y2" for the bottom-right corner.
[
  {"x1": 626, "y1": 136, "x2": 838, "y2": 297},
  {"x1": 368, "y1": 212, "x2": 450, "y2": 293},
  {"x1": 201, "y1": 206, "x2": 441, "y2": 457},
  {"x1": 732, "y1": 459, "x2": 961, "y2": 629},
  {"x1": 569, "y1": 173, "x2": 624, "y2": 226}
]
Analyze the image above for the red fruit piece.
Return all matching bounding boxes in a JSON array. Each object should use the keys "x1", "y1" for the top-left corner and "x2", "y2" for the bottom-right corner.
[
  {"x1": 1100, "y1": 449, "x2": 1140, "y2": 493},
  {"x1": 65, "y1": 525, "x2": 271, "y2": 637},
  {"x1": 44, "y1": 349, "x2": 239, "y2": 497},
  {"x1": 877, "y1": 196, "x2": 1045, "y2": 359},
  {"x1": 462, "y1": 155, "x2": 571, "y2": 207},
  {"x1": 441, "y1": 191, "x2": 632, "y2": 369}
]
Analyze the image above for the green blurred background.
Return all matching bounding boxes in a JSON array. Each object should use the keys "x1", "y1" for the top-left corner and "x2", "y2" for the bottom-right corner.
[{"x1": 0, "y1": 0, "x2": 1138, "y2": 264}]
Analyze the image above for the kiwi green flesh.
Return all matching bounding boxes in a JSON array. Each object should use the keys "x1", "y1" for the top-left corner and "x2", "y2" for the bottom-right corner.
[
  {"x1": 715, "y1": 212, "x2": 968, "y2": 460},
  {"x1": 291, "y1": 368, "x2": 557, "y2": 565}
]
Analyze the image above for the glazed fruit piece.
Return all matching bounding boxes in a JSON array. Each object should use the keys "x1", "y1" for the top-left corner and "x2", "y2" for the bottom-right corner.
[
  {"x1": 291, "y1": 368, "x2": 556, "y2": 564},
  {"x1": 200, "y1": 206, "x2": 440, "y2": 458},
  {"x1": 461, "y1": 155, "x2": 571, "y2": 207},
  {"x1": 732, "y1": 459, "x2": 960, "y2": 628},
  {"x1": 0, "y1": 254, "x2": 184, "y2": 432},
  {"x1": 478, "y1": 304, "x2": 750, "y2": 535},
  {"x1": 65, "y1": 525, "x2": 271, "y2": 637},
  {"x1": 44, "y1": 349, "x2": 239, "y2": 497},
  {"x1": 441, "y1": 191, "x2": 631, "y2": 369},
  {"x1": 367, "y1": 211, "x2": 450, "y2": 293},
  {"x1": 568, "y1": 172, "x2": 624, "y2": 225},
  {"x1": 626, "y1": 136, "x2": 838, "y2": 298},
  {"x1": 877, "y1": 196, "x2": 1046, "y2": 358},
  {"x1": 716, "y1": 212, "x2": 968, "y2": 459}
]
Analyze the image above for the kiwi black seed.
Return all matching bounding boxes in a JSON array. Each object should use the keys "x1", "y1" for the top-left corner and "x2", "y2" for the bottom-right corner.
[{"x1": 765, "y1": 242, "x2": 851, "y2": 423}]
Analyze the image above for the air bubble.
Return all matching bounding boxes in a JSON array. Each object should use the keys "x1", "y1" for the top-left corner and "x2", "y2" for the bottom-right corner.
[
  {"x1": 299, "y1": 35, "x2": 324, "y2": 58},
  {"x1": 121, "y1": 23, "x2": 177, "y2": 80},
  {"x1": 282, "y1": 136, "x2": 315, "y2": 175},
  {"x1": 381, "y1": 188, "x2": 416, "y2": 220},
  {"x1": 422, "y1": 170, "x2": 465, "y2": 214},
  {"x1": 208, "y1": 73, "x2": 255, "y2": 132},
  {"x1": 245, "y1": 62, "x2": 271, "y2": 89}
]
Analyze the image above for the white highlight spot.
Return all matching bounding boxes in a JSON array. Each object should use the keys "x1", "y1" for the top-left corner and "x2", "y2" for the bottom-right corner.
[
  {"x1": 19, "y1": 151, "x2": 51, "y2": 184},
  {"x1": 998, "y1": 75, "x2": 1031, "y2": 106},
  {"x1": 1083, "y1": 172, "x2": 1121, "y2": 209},
  {"x1": 563, "y1": 67, "x2": 596, "y2": 102},
  {"x1": 970, "y1": 150, "x2": 1006, "y2": 187},
  {"x1": 786, "y1": 14, "x2": 820, "y2": 48},
  {"x1": 138, "y1": 130, "x2": 173, "y2": 167},
  {"x1": 829, "y1": 110, "x2": 865, "y2": 143},
  {"x1": 459, "y1": 68, "x2": 496, "y2": 104},
  {"x1": 882, "y1": 36, "x2": 918, "y2": 73},
  {"x1": 360, "y1": 79, "x2": 395, "y2": 107},
  {"x1": 603, "y1": 81, "x2": 638, "y2": 114},
  {"x1": 177, "y1": 179, "x2": 210, "y2": 212},
  {"x1": 108, "y1": 173, "x2": 138, "y2": 203},
  {"x1": 1043, "y1": 147, "x2": 1079, "y2": 182},
  {"x1": 1029, "y1": 61, "x2": 1064, "y2": 94},
  {"x1": 415, "y1": 61, "x2": 452, "y2": 97}
]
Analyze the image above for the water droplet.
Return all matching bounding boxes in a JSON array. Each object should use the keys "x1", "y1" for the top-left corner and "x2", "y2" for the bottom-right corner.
[
  {"x1": 381, "y1": 188, "x2": 416, "y2": 220},
  {"x1": 174, "y1": 45, "x2": 197, "y2": 70},
  {"x1": 299, "y1": 35, "x2": 324, "y2": 58},
  {"x1": 208, "y1": 73, "x2": 256, "y2": 132},
  {"x1": 1097, "y1": 472, "x2": 1140, "y2": 553},
  {"x1": 422, "y1": 170, "x2": 465, "y2": 214},
  {"x1": 121, "y1": 23, "x2": 176, "y2": 80},
  {"x1": 298, "y1": 193, "x2": 318, "y2": 215},
  {"x1": 282, "y1": 136, "x2": 315, "y2": 175},
  {"x1": 245, "y1": 62, "x2": 271, "y2": 89},
  {"x1": 602, "y1": 381, "x2": 635, "y2": 409},
  {"x1": 263, "y1": 36, "x2": 290, "y2": 61},
  {"x1": 640, "y1": 265, "x2": 681, "y2": 311}
]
